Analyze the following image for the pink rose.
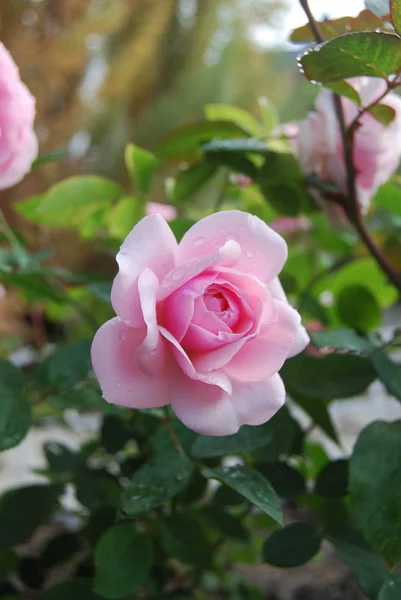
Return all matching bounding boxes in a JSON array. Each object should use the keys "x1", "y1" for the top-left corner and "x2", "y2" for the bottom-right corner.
[
  {"x1": 146, "y1": 202, "x2": 177, "y2": 222},
  {"x1": 0, "y1": 43, "x2": 38, "y2": 190},
  {"x1": 270, "y1": 216, "x2": 311, "y2": 234},
  {"x1": 297, "y1": 77, "x2": 401, "y2": 212},
  {"x1": 91, "y1": 211, "x2": 309, "y2": 436}
]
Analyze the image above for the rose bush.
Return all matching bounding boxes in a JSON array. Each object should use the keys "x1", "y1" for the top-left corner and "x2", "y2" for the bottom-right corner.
[
  {"x1": 296, "y1": 77, "x2": 401, "y2": 212},
  {"x1": 91, "y1": 210, "x2": 309, "y2": 435},
  {"x1": 0, "y1": 42, "x2": 38, "y2": 189}
]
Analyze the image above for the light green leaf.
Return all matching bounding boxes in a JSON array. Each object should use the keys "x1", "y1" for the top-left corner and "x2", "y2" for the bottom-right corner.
[
  {"x1": 124, "y1": 143, "x2": 158, "y2": 195},
  {"x1": 350, "y1": 420, "x2": 401, "y2": 564},
  {"x1": 32, "y1": 149, "x2": 68, "y2": 169},
  {"x1": 263, "y1": 523, "x2": 321, "y2": 568},
  {"x1": 324, "y1": 81, "x2": 361, "y2": 104},
  {"x1": 300, "y1": 32, "x2": 401, "y2": 82},
  {"x1": 391, "y1": 0, "x2": 401, "y2": 35},
  {"x1": 205, "y1": 104, "x2": 260, "y2": 136},
  {"x1": 369, "y1": 103, "x2": 397, "y2": 125},
  {"x1": 202, "y1": 465, "x2": 282, "y2": 525},
  {"x1": 374, "y1": 182, "x2": 401, "y2": 216},
  {"x1": 258, "y1": 97, "x2": 279, "y2": 135},
  {"x1": 106, "y1": 195, "x2": 145, "y2": 239},
  {"x1": 172, "y1": 163, "x2": 217, "y2": 203},
  {"x1": 94, "y1": 523, "x2": 153, "y2": 599},
  {"x1": 370, "y1": 351, "x2": 401, "y2": 402},
  {"x1": 336, "y1": 285, "x2": 382, "y2": 332},
  {"x1": 310, "y1": 328, "x2": 373, "y2": 354},
  {"x1": 202, "y1": 138, "x2": 271, "y2": 155}
]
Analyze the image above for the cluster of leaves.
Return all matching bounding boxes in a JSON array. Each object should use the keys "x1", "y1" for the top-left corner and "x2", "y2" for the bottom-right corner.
[{"x1": 0, "y1": 1, "x2": 401, "y2": 599}]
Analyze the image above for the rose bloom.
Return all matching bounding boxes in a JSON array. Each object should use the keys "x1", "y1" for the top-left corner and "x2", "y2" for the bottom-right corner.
[
  {"x1": 297, "y1": 77, "x2": 401, "y2": 212},
  {"x1": 0, "y1": 43, "x2": 38, "y2": 190},
  {"x1": 91, "y1": 211, "x2": 309, "y2": 436},
  {"x1": 146, "y1": 201, "x2": 177, "y2": 222}
]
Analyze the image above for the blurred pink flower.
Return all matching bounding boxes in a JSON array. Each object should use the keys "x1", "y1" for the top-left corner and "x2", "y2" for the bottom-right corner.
[
  {"x1": 0, "y1": 42, "x2": 38, "y2": 189},
  {"x1": 270, "y1": 216, "x2": 311, "y2": 234},
  {"x1": 297, "y1": 77, "x2": 401, "y2": 212},
  {"x1": 91, "y1": 211, "x2": 309, "y2": 436},
  {"x1": 146, "y1": 202, "x2": 177, "y2": 222}
]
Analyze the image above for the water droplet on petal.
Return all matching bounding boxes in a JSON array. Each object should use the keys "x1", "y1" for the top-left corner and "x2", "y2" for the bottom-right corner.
[
  {"x1": 116, "y1": 382, "x2": 121, "y2": 388},
  {"x1": 172, "y1": 266, "x2": 186, "y2": 281},
  {"x1": 194, "y1": 236, "x2": 207, "y2": 247},
  {"x1": 246, "y1": 249, "x2": 255, "y2": 258}
]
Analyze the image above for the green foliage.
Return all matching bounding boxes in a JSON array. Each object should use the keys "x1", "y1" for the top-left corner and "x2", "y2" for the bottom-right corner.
[
  {"x1": 0, "y1": 360, "x2": 31, "y2": 452},
  {"x1": 39, "y1": 580, "x2": 103, "y2": 600},
  {"x1": 379, "y1": 575, "x2": 401, "y2": 600},
  {"x1": 262, "y1": 523, "x2": 321, "y2": 568},
  {"x1": 336, "y1": 285, "x2": 382, "y2": 332},
  {"x1": 300, "y1": 32, "x2": 401, "y2": 82},
  {"x1": 124, "y1": 144, "x2": 158, "y2": 196},
  {"x1": 391, "y1": 0, "x2": 401, "y2": 36},
  {"x1": 314, "y1": 460, "x2": 349, "y2": 499}
]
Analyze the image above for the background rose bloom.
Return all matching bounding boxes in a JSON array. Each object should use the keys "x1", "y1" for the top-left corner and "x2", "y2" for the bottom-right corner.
[
  {"x1": 0, "y1": 42, "x2": 38, "y2": 190},
  {"x1": 91, "y1": 210, "x2": 309, "y2": 436},
  {"x1": 146, "y1": 201, "x2": 177, "y2": 221},
  {"x1": 297, "y1": 77, "x2": 401, "y2": 213}
]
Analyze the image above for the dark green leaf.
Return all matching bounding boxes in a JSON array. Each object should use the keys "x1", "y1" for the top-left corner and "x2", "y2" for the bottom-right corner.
[
  {"x1": 329, "y1": 526, "x2": 387, "y2": 599},
  {"x1": 39, "y1": 580, "x2": 103, "y2": 600},
  {"x1": 379, "y1": 575, "x2": 401, "y2": 600},
  {"x1": 374, "y1": 182, "x2": 401, "y2": 216},
  {"x1": 310, "y1": 328, "x2": 373, "y2": 354},
  {"x1": 370, "y1": 351, "x2": 401, "y2": 402},
  {"x1": 151, "y1": 420, "x2": 197, "y2": 456},
  {"x1": 86, "y1": 281, "x2": 112, "y2": 302},
  {"x1": 257, "y1": 152, "x2": 308, "y2": 216},
  {"x1": 32, "y1": 149, "x2": 68, "y2": 169},
  {"x1": 161, "y1": 515, "x2": 213, "y2": 566},
  {"x1": 250, "y1": 406, "x2": 300, "y2": 462},
  {"x1": 172, "y1": 163, "x2": 217, "y2": 203},
  {"x1": 75, "y1": 468, "x2": 121, "y2": 511},
  {"x1": 202, "y1": 465, "x2": 282, "y2": 524},
  {"x1": 324, "y1": 81, "x2": 361, "y2": 104},
  {"x1": 94, "y1": 522, "x2": 153, "y2": 599},
  {"x1": 0, "y1": 395, "x2": 31, "y2": 453},
  {"x1": 101, "y1": 415, "x2": 132, "y2": 454},
  {"x1": 205, "y1": 104, "x2": 260, "y2": 136},
  {"x1": 124, "y1": 144, "x2": 158, "y2": 195},
  {"x1": 213, "y1": 485, "x2": 247, "y2": 507},
  {"x1": 289, "y1": 394, "x2": 339, "y2": 443},
  {"x1": 191, "y1": 422, "x2": 277, "y2": 459},
  {"x1": 392, "y1": 0, "x2": 401, "y2": 35},
  {"x1": 205, "y1": 151, "x2": 258, "y2": 179},
  {"x1": 315, "y1": 460, "x2": 349, "y2": 499},
  {"x1": 203, "y1": 507, "x2": 249, "y2": 542},
  {"x1": 42, "y1": 533, "x2": 82, "y2": 567},
  {"x1": 0, "y1": 360, "x2": 24, "y2": 397},
  {"x1": 257, "y1": 463, "x2": 306, "y2": 499},
  {"x1": 0, "y1": 485, "x2": 61, "y2": 546},
  {"x1": 44, "y1": 442, "x2": 82, "y2": 480},
  {"x1": 123, "y1": 453, "x2": 193, "y2": 515},
  {"x1": 350, "y1": 420, "x2": 401, "y2": 564},
  {"x1": 202, "y1": 138, "x2": 271, "y2": 155},
  {"x1": 281, "y1": 353, "x2": 377, "y2": 401},
  {"x1": 0, "y1": 549, "x2": 18, "y2": 583},
  {"x1": 262, "y1": 523, "x2": 321, "y2": 568},
  {"x1": 156, "y1": 120, "x2": 250, "y2": 162},
  {"x1": 336, "y1": 285, "x2": 382, "y2": 332},
  {"x1": 83, "y1": 506, "x2": 117, "y2": 547},
  {"x1": 369, "y1": 103, "x2": 397, "y2": 125},
  {"x1": 300, "y1": 33, "x2": 401, "y2": 82},
  {"x1": 40, "y1": 340, "x2": 92, "y2": 391}
]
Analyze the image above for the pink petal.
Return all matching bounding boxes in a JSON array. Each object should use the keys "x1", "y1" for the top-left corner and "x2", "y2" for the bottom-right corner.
[
  {"x1": 91, "y1": 317, "x2": 171, "y2": 409},
  {"x1": 135, "y1": 268, "x2": 166, "y2": 375},
  {"x1": 170, "y1": 377, "x2": 239, "y2": 436},
  {"x1": 146, "y1": 201, "x2": 177, "y2": 222},
  {"x1": 230, "y1": 373, "x2": 285, "y2": 426},
  {"x1": 191, "y1": 335, "x2": 252, "y2": 372},
  {"x1": 111, "y1": 214, "x2": 178, "y2": 327},
  {"x1": 159, "y1": 325, "x2": 232, "y2": 394},
  {"x1": 177, "y1": 210, "x2": 287, "y2": 283},
  {"x1": 223, "y1": 301, "x2": 299, "y2": 382}
]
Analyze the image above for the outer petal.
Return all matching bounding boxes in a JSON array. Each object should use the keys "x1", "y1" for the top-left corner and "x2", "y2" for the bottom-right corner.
[
  {"x1": 170, "y1": 377, "x2": 239, "y2": 436},
  {"x1": 268, "y1": 277, "x2": 309, "y2": 357},
  {"x1": 111, "y1": 214, "x2": 178, "y2": 327},
  {"x1": 230, "y1": 373, "x2": 285, "y2": 427},
  {"x1": 91, "y1": 317, "x2": 171, "y2": 409},
  {"x1": 177, "y1": 210, "x2": 287, "y2": 283}
]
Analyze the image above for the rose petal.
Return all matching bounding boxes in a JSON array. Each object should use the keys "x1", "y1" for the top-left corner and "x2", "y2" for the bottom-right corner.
[
  {"x1": 268, "y1": 277, "x2": 309, "y2": 357},
  {"x1": 136, "y1": 268, "x2": 166, "y2": 375},
  {"x1": 111, "y1": 214, "x2": 178, "y2": 327},
  {"x1": 91, "y1": 317, "x2": 171, "y2": 408},
  {"x1": 230, "y1": 373, "x2": 285, "y2": 426},
  {"x1": 171, "y1": 377, "x2": 239, "y2": 436},
  {"x1": 177, "y1": 210, "x2": 287, "y2": 283}
]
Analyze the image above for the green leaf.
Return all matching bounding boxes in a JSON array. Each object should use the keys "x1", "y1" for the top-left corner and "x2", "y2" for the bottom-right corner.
[
  {"x1": 0, "y1": 549, "x2": 18, "y2": 583},
  {"x1": 369, "y1": 103, "x2": 397, "y2": 125},
  {"x1": 123, "y1": 453, "x2": 193, "y2": 516},
  {"x1": 156, "y1": 120, "x2": 250, "y2": 162},
  {"x1": 329, "y1": 527, "x2": 387, "y2": 599},
  {"x1": 151, "y1": 419, "x2": 197, "y2": 456},
  {"x1": 257, "y1": 463, "x2": 306, "y2": 499},
  {"x1": 250, "y1": 406, "x2": 302, "y2": 462},
  {"x1": 86, "y1": 281, "x2": 112, "y2": 302},
  {"x1": 310, "y1": 328, "x2": 373, "y2": 354},
  {"x1": 258, "y1": 97, "x2": 279, "y2": 135},
  {"x1": 370, "y1": 351, "x2": 401, "y2": 402},
  {"x1": 291, "y1": 10, "x2": 387, "y2": 42},
  {"x1": 161, "y1": 515, "x2": 213, "y2": 567},
  {"x1": 28, "y1": 176, "x2": 123, "y2": 227},
  {"x1": 39, "y1": 580, "x2": 103, "y2": 600},
  {"x1": 94, "y1": 522, "x2": 153, "y2": 599},
  {"x1": 172, "y1": 163, "x2": 218, "y2": 203},
  {"x1": 315, "y1": 460, "x2": 349, "y2": 499},
  {"x1": 75, "y1": 468, "x2": 121, "y2": 511},
  {"x1": 0, "y1": 393, "x2": 31, "y2": 453},
  {"x1": 288, "y1": 393, "x2": 339, "y2": 443},
  {"x1": 0, "y1": 360, "x2": 24, "y2": 396},
  {"x1": 202, "y1": 138, "x2": 271, "y2": 155},
  {"x1": 205, "y1": 151, "x2": 258, "y2": 179},
  {"x1": 191, "y1": 422, "x2": 279, "y2": 459},
  {"x1": 262, "y1": 523, "x2": 321, "y2": 568},
  {"x1": 202, "y1": 465, "x2": 282, "y2": 525},
  {"x1": 0, "y1": 484, "x2": 61, "y2": 546},
  {"x1": 82, "y1": 506, "x2": 117, "y2": 547},
  {"x1": 203, "y1": 507, "x2": 249, "y2": 542},
  {"x1": 124, "y1": 144, "x2": 158, "y2": 195},
  {"x1": 101, "y1": 415, "x2": 132, "y2": 454},
  {"x1": 379, "y1": 575, "x2": 401, "y2": 600},
  {"x1": 106, "y1": 195, "x2": 145, "y2": 239},
  {"x1": 392, "y1": 0, "x2": 401, "y2": 35},
  {"x1": 44, "y1": 441, "x2": 82, "y2": 481},
  {"x1": 205, "y1": 104, "x2": 260, "y2": 136},
  {"x1": 300, "y1": 32, "x2": 401, "y2": 82},
  {"x1": 42, "y1": 533, "x2": 82, "y2": 567},
  {"x1": 257, "y1": 151, "x2": 308, "y2": 216},
  {"x1": 39, "y1": 340, "x2": 92, "y2": 391},
  {"x1": 374, "y1": 182, "x2": 401, "y2": 216},
  {"x1": 324, "y1": 81, "x2": 361, "y2": 104},
  {"x1": 281, "y1": 353, "x2": 377, "y2": 401},
  {"x1": 336, "y1": 285, "x2": 382, "y2": 332},
  {"x1": 350, "y1": 420, "x2": 401, "y2": 564},
  {"x1": 32, "y1": 149, "x2": 68, "y2": 169}
]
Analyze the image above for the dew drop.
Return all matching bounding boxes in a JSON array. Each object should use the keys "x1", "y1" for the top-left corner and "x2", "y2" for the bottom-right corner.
[
  {"x1": 246, "y1": 249, "x2": 255, "y2": 258},
  {"x1": 172, "y1": 266, "x2": 186, "y2": 281},
  {"x1": 194, "y1": 236, "x2": 207, "y2": 247},
  {"x1": 116, "y1": 382, "x2": 121, "y2": 388}
]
